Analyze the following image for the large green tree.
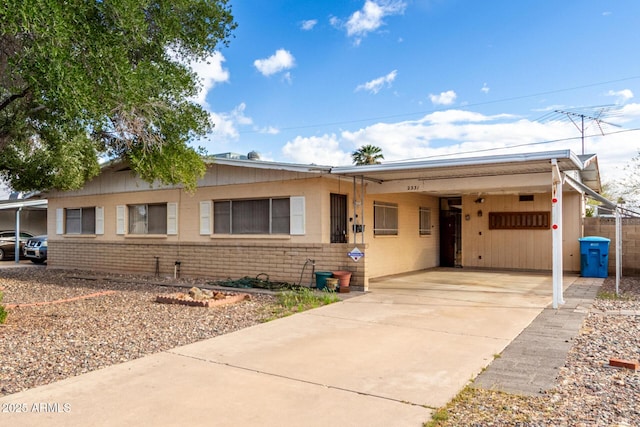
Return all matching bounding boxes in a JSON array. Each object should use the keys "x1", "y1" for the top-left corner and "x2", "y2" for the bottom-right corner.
[
  {"x1": 352, "y1": 144, "x2": 384, "y2": 165},
  {"x1": 0, "y1": 0, "x2": 236, "y2": 192}
]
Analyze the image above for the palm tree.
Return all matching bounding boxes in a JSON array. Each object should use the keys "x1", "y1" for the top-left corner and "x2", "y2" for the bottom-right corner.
[{"x1": 352, "y1": 144, "x2": 384, "y2": 165}]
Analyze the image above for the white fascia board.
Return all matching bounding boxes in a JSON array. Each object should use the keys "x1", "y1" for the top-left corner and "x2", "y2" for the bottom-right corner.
[
  {"x1": 0, "y1": 199, "x2": 48, "y2": 210},
  {"x1": 207, "y1": 158, "x2": 332, "y2": 174},
  {"x1": 331, "y1": 150, "x2": 580, "y2": 175}
]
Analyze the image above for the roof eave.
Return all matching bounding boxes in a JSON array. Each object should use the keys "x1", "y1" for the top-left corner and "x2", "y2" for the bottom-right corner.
[
  {"x1": 331, "y1": 149, "x2": 580, "y2": 176},
  {"x1": 206, "y1": 157, "x2": 332, "y2": 174}
]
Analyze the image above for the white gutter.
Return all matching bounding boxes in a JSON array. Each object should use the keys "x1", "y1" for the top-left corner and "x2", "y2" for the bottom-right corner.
[
  {"x1": 331, "y1": 150, "x2": 581, "y2": 175},
  {"x1": 208, "y1": 158, "x2": 332, "y2": 174}
]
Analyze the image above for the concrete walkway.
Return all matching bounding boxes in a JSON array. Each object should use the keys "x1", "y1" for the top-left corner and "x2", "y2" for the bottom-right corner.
[
  {"x1": 0, "y1": 270, "x2": 582, "y2": 426},
  {"x1": 473, "y1": 276, "x2": 603, "y2": 395}
]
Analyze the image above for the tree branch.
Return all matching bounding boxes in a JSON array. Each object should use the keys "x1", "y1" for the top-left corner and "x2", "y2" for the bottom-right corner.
[{"x1": 0, "y1": 87, "x2": 29, "y2": 112}]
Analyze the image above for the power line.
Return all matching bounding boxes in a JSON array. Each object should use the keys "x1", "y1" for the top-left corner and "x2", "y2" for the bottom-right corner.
[
  {"x1": 385, "y1": 127, "x2": 640, "y2": 163},
  {"x1": 237, "y1": 75, "x2": 640, "y2": 135}
]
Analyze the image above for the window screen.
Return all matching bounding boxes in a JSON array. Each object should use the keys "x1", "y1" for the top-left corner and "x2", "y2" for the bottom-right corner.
[{"x1": 374, "y1": 201, "x2": 398, "y2": 235}]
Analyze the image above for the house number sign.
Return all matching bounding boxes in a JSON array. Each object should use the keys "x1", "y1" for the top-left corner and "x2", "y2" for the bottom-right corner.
[{"x1": 348, "y1": 247, "x2": 364, "y2": 262}]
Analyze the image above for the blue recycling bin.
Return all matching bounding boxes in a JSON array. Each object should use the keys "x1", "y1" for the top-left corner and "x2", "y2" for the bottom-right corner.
[{"x1": 579, "y1": 236, "x2": 610, "y2": 278}]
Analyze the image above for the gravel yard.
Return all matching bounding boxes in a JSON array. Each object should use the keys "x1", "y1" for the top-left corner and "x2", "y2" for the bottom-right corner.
[
  {"x1": 3, "y1": 267, "x2": 640, "y2": 426},
  {"x1": 429, "y1": 276, "x2": 640, "y2": 427},
  {"x1": 0, "y1": 267, "x2": 281, "y2": 396}
]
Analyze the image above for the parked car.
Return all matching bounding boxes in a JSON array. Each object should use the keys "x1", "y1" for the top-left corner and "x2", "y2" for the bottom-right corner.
[
  {"x1": 0, "y1": 231, "x2": 34, "y2": 261},
  {"x1": 23, "y1": 235, "x2": 48, "y2": 264}
]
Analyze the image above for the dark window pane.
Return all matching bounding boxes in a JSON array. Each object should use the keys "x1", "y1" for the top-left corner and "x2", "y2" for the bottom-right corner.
[
  {"x1": 82, "y1": 208, "x2": 96, "y2": 234},
  {"x1": 148, "y1": 204, "x2": 167, "y2": 234},
  {"x1": 272, "y1": 198, "x2": 290, "y2": 234},
  {"x1": 232, "y1": 200, "x2": 269, "y2": 234},
  {"x1": 214, "y1": 201, "x2": 231, "y2": 234}
]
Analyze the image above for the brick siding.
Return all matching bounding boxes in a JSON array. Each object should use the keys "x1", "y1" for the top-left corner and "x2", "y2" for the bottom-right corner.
[
  {"x1": 48, "y1": 240, "x2": 367, "y2": 290},
  {"x1": 584, "y1": 217, "x2": 640, "y2": 276}
]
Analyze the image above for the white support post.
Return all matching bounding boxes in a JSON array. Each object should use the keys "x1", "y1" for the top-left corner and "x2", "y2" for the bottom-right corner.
[
  {"x1": 615, "y1": 208, "x2": 622, "y2": 296},
  {"x1": 14, "y1": 207, "x2": 22, "y2": 263},
  {"x1": 551, "y1": 159, "x2": 565, "y2": 309}
]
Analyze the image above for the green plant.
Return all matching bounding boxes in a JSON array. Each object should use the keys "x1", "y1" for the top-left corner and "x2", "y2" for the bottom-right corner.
[
  {"x1": 424, "y1": 408, "x2": 449, "y2": 426},
  {"x1": 265, "y1": 288, "x2": 340, "y2": 320},
  {"x1": 424, "y1": 385, "x2": 477, "y2": 426},
  {"x1": 597, "y1": 290, "x2": 629, "y2": 301},
  {"x1": 0, "y1": 291, "x2": 8, "y2": 324}
]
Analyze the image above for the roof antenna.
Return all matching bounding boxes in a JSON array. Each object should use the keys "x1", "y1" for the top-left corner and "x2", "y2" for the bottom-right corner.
[{"x1": 545, "y1": 105, "x2": 622, "y2": 155}]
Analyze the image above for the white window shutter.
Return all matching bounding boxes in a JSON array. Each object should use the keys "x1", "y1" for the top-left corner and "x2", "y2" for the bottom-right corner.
[
  {"x1": 290, "y1": 196, "x2": 305, "y2": 235},
  {"x1": 167, "y1": 202, "x2": 178, "y2": 235},
  {"x1": 56, "y1": 208, "x2": 64, "y2": 235},
  {"x1": 116, "y1": 205, "x2": 125, "y2": 235},
  {"x1": 95, "y1": 207, "x2": 104, "y2": 235},
  {"x1": 199, "y1": 201, "x2": 212, "y2": 235}
]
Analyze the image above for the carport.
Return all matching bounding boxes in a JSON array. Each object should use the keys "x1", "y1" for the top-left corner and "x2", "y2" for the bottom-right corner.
[
  {"x1": 0, "y1": 198, "x2": 48, "y2": 262},
  {"x1": 332, "y1": 149, "x2": 613, "y2": 309}
]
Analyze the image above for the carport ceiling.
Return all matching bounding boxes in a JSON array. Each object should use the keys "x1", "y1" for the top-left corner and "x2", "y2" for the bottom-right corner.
[{"x1": 332, "y1": 150, "x2": 589, "y2": 185}]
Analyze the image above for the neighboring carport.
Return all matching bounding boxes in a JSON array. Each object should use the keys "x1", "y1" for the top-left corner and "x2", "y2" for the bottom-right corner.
[
  {"x1": 0, "y1": 198, "x2": 48, "y2": 262},
  {"x1": 331, "y1": 149, "x2": 612, "y2": 309}
]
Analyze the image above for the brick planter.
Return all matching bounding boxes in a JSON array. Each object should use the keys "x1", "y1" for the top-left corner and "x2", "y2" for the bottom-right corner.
[{"x1": 155, "y1": 292, "x2": 250, "y2": 308}]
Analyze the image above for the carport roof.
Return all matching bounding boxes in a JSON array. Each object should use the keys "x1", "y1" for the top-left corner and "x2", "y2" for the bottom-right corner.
[
  {"x1": 0, "y1": 198, "x2": 48, "y2": 210},
  {"x1": 330, "y1": 149, "x2": 600, "y2": 192}
]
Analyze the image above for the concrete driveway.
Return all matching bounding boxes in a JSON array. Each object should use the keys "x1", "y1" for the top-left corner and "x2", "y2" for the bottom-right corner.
[{"x1": 0, "y1": 269, "x2": 571, "y2": 427}]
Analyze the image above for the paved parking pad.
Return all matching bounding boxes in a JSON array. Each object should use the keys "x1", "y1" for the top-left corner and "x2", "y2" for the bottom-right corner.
[{"x1": 0, "y1": 269, "x2": 570, "y2": 426}]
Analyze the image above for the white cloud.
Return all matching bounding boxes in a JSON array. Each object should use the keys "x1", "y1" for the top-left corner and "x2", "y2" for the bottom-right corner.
[
  {"x1": 606, "y1": 89, "x2": 634, "y2": 104},
  {"x1": 254, "y1": 49, "x2": 296, "y2": 77},
  {"x1": 300, "y1": 19, "x2": 317, "y2": 30},
  {"x1": 168, "y1": 49, "x2": 229, "y2": 109},
  {"x1": 425, "y1": 110, "x2": 514, "y2": 124},
  {"x1": 481, "y1": 83, "x2": 490, "y2": 94},
  {"x1": 190, "y1": 52, "x2": 230, "y2": 108},
  {"x1": 429, "y1": 90, "x2": 457, "y2": 105},
  {"x1": 340, "y1": 113, "x2": 566, "y2": 162},
  {"x1": 277, "y1": 106, "x2": 640, "y2": 185},
  {"x1": 282, "y1": 134, "x2": 352, "y2": 166},
  {"x1": 355, "y1": 70, "x2": 398, "y2": 94},
  {"x1": 610, "y1": 103, "x2": 640, "y2": 124},
  {"x1": 531, "y1": 104, "x2": 566, "y2": 112},
  {"x1": 207, "y1": 103, "x2": 253, "y2": 143},
  {"x1": 345, "y1": 0, "x2": 406, "y2": 44},
  {"x1": 260, "y1": 126, "x2": 280, "y2": 135}
]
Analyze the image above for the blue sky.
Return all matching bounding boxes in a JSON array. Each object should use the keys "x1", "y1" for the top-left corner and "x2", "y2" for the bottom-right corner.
[{"x1": 188, "y1": 0, "x2": 640, "y2": 186}]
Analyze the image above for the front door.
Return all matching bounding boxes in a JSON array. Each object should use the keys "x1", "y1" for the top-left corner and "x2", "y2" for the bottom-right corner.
[
  {"x1": 440, "y1": 198, "x2": 462, "y2": 267},
  {"x1": 330, "y1": 193, "x2": 348, "y2": 243}
]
